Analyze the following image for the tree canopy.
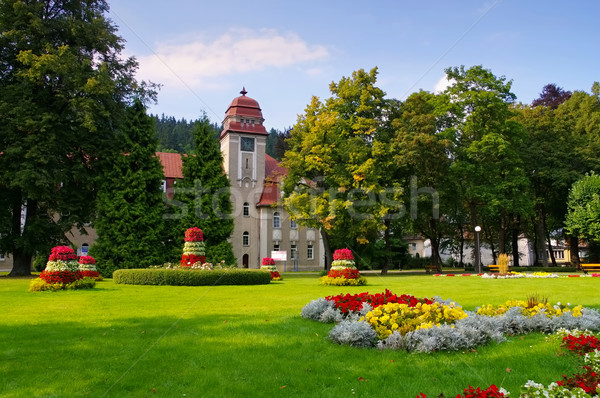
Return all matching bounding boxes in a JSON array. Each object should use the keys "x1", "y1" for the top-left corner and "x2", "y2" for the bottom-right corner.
[{"x1": 0, "y1": 0, "x2": 154, "y2": 275}]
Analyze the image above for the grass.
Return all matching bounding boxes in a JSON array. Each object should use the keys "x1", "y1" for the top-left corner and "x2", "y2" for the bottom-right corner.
[{"x1": 0, "y1": 273, "x2": 598, "y2": 397}]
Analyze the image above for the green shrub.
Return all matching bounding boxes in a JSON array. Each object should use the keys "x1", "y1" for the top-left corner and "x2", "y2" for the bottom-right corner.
[{"x1": 113, "y1": 268, "x2": 271, "y2": 286}]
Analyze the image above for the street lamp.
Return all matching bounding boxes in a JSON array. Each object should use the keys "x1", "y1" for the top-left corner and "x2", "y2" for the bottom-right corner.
[{"x1": 474, "y1": 226, "x2": 482, "y2": 273}]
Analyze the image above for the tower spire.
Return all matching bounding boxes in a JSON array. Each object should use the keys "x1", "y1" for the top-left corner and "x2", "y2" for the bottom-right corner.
[{"x1": 240, "y1": 87, "x2": 247, "y2": 96}]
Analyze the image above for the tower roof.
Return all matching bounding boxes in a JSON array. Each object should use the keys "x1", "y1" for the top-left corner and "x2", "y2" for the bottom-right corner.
[{"x1": 220, "y1": 88, "x2": 268, "y2": 138}]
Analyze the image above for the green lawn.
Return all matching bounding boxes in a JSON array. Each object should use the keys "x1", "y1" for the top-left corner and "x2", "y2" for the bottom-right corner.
[{"x1": 0, "y1": 273, "x2": 598, "y2": 397}]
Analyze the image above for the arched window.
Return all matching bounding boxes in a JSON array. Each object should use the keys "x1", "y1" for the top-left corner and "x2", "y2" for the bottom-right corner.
[
  {"x1": 273, "y1": 212, "x2": 280, "y2": 228},
  {"x1": 243, "y1": 202, "x2": 249, "y2": 217},
  {"x1": 242, "y1": 231, "x2": 249, "y2": 246}
]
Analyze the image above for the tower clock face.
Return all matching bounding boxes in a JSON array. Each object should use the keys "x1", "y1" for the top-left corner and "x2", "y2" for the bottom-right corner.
[{"x1": 240, "y1": 137, "x2": 255, "y2": 152}]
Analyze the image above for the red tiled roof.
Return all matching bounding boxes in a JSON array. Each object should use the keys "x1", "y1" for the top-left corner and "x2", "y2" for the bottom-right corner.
[
  {"x1": 265, "y1": 154, "x2": 287, "y2": 182},
  {"x1": 257, "y1": 181, "x2": 280, "y2": 206},
  {"x1": 156, "y1": 152, "x2": 183, "y2": 179}
]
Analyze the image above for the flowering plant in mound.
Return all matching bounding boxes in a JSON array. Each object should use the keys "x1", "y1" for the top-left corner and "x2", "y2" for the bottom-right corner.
[
  {"x1": 40, "y1": 270, "x2": 82, "y2": 284},
  {"x1": 48, "y1": 245, "x2": 78, "y2": 261},
  {"x1": 321, "y1": 248, "x2": 365, "y2": 285},
  {"x1": 333, "y1": 248, "x2": 353, "y2": 261},
  {"x1": 326, "y1": 289, "x2": 434, "y2": 314},
  {"x1": 181, "y1": 227, "x2": 206, "y2": 267},
  {"x1": 30, "y1": 246, "x2": 95, "y2": 291},
  {"x1": 260, "y1": 257, "x2": 282, "y2": 280},
  {"x1": 78, "y1": 255, "x2": 100, "y2": 279}
]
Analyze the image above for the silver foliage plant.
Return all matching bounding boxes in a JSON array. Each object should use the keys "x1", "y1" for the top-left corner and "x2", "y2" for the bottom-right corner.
[{"x1": 301, "y1": 296, "x2": 600, "y2": 353}]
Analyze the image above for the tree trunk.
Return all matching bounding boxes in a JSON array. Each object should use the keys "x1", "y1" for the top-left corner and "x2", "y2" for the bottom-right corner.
[
  {"x1": 430, "y1": 237, "x2": 442, "y2": 271},
  {"x1": 537, "y1": 208, "x2": 548, "y2": 266},
  {"x1": 9, "y1": 249, "x2": 32, "y2": 276},
  {"x1": 546, "y1": 234, "x2": 557, "y2": 267},
  {"x1": 498, "y1": 216, "x2": 507, "y2": 255},
  {"x1": 8, "y1": 193, "x2": 32, "y2": 276},
  {"x1": 321, "y1": 229, "x2": 332, "y2": 271},
  {"x1": 569, "y1": 235, "x2": 581, "y2": 269},
  {"x1": 458, "y1": 224, "x2": 465, "y2": 267},
  {"x1": 512, "y1": 216, "x2": 520, "y2": 267},
  {"x1": 381, "y1": 219, "x2": 391, "y2": 275}
]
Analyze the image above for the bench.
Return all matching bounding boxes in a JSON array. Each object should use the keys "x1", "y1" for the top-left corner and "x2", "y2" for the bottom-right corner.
[
  {"x1": 487, "y1": 265, "x2": 512, "y2": 273},
  {"x1": 581, "y1": 264, "x2": 600, "y2": 274},
  {"x1": 425, "y1": 265, "x2": 440, "y2": 274}
]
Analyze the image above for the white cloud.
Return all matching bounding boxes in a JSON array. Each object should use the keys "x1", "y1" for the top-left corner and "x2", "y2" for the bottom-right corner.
[
  {"x1": 434, "y1": 75, "x2": 454, "y2": 93},
  {"x1": 136, "y1": 28, "x2": 329, "y2": 89}
]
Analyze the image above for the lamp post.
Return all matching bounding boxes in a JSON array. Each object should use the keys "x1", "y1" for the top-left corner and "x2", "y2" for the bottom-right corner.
[{"x1": 474, "y1": 226, "x2": 482, "y2": 273}]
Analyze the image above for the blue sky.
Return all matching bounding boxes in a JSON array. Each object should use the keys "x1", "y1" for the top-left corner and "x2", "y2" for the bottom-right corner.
[{"x1": 108, "y1": 0, "x2": 600, "y2": 130}]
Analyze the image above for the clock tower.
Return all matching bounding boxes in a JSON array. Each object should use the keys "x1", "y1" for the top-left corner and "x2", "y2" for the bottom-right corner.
[{"x1": 220, "y1": 88, "x2": 268, "y2": 268}]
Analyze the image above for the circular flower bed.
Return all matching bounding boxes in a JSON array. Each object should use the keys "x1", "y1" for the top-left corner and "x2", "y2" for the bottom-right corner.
[
  {"x1": 320, "y1": 248, "x2": 366, "y2": 286},
  {"x1": 260, "y1": 257, "x2": 281, "y2": 281},
  {"x1": 181, "y1": 227, "x2": 206, "y2": 267},
  {"x1": 301, "y1": 290, "x2": 600, "y2": 353}
]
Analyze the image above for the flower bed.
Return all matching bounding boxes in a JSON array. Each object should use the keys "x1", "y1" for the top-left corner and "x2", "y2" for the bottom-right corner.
[
  {"x1": 320, "y1": 248, "x2": 366, "y2": 286},
  {"x1": 78, "y1": 255, "x2": 101, "y2": 280},
  {"x1": 301, "y1": 290, "x2": 600, "y2": 353},
  {"x1": 30, "y1": 246, "x2": 95, "y2": 291},
  {"x1": 181, "y1": 227, "x2": 206, "y2": 267},
  {"x1": 260, "y1": 257, "x2": 282, "y2": 281}
]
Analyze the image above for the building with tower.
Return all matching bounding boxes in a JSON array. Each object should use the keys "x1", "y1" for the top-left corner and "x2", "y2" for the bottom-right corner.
[{"x1": 219, "y1": 89, "x2": 324, "y2": 270}]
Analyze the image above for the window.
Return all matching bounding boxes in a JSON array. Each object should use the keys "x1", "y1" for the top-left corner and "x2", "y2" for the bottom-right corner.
[
  {"x1": 161, "y1": 180, "x2": 167, "y2": 192},
  {"x1": 273, "y1": 243, "x2": 280, "y2": 252},
  {"x1": 243, "y1": 202, "x2": 249, "y2": 217},
  {"x1": 307, "y1": 244, "x2": 314, "y2": 260},
  {"x1": 291, "y1": 244, "x2": 297, "y2": 260},
  {"x1": 273, "y1": 212, "x2": 280, "y2": 228},
  {"x1": 81, "y1": 244, "x2": 89, "y2": 256},
  {"x1": 242, "y1": 231, "x2": 249, "y2": 246},
  {"x1": 240, "y1": 137, "x2": 255, "y2": 152},
  {"x1": 290, "y1": 219, "x2": 297, "y2": 229},
  {"x1": 0, "y1": 253, "x2": 4, "y2": 261}
]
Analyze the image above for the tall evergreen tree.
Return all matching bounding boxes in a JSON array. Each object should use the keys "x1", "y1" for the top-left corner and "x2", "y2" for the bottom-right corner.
[
  {"x1": 166, "y1": 117, "x2": 236, "y2": 265},
  {"x1": 0, "y1": 0, "x2": 153, "y2": 275},
  {"x1": 90, "y1": 99, "x2": 166, "y2": 276}
]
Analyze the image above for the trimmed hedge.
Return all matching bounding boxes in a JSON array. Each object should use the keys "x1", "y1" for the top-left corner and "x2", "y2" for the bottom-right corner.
[{"x1": 112, "y1": 268, "x2": 272, "y2": 286}]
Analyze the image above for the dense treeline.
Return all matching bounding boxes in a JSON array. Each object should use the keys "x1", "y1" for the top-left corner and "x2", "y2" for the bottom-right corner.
[{"x1": 282, "y1": 66, "x2": 600, "y2": 271}]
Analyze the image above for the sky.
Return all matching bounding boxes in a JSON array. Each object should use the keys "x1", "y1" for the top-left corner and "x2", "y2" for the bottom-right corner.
[{"x1": 108, "y1": 0, "x2": 600, "y2": 130}]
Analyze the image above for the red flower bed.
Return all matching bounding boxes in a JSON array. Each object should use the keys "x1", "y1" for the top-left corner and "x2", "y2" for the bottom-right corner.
[
  {"x1": 184, "y1": 227, "x2": 204, "y2": 242},
  {"x1": 557, "y1": 366, "x2": 600, "y2": 394},
  {"x1": 181, "y1": 254, "x2": 206, "y2": 267},
  {"x1": 417, "y1": 384, "x2": 507, "y2": 398},
  {"x1": 40, "y1": 270, "x2": 82, "y2": 284},
  {"x1": 326, "y1": 289, "x2": 434, "y2": 314},
  {"x1": 48, "y1": 246, "x2": 77, "y2": 261},
  {"x1": 79, "y1": 270, "x2": 100, "y2": 279},
  {"x1": 270, "y1": 271, "x2": 281, "y2": 280},
  {"x1": 333, "y1": 248, "x2": 354, "y2": 261},
  {"x1": 562, "y1": 334, "x2": 600, "y2": 356},
  {"x1": 327, "y1": 268, "x2": 360, "y2": 279},
  {"x1": 262, "y1": 257, "x2": 275, "y2": 266},
  {"x1": 78, "y1": 256, "x2": 95, "y2": 265}
]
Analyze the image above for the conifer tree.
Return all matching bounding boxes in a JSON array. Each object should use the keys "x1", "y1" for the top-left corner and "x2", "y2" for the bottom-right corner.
[
  {"x1": 166, "y1": 117, "x2": 236, "y2": 265},
  {"x1": 91, "y1": 99, "x2": 166, "y2": 276}
]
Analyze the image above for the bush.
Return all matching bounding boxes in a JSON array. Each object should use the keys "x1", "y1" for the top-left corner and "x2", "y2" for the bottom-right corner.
[{"x1": 113, "y1": 268, "x2": 271, "y2": 286}]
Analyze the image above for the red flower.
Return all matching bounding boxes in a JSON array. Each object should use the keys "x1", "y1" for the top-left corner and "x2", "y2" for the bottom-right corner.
[
  {"x1": 48, "y1": 245, "x2": 77, "y2": 261},
  {"x1": 270, "y1": 271, "x2": 281, "y2": 280},
  {"x1": 181, "y1": 254, "x2": 206, "y2": 267},
  {"x1": 327, "y1": 268, "x2": 361, "y2": 279},
  {"x1": 562, "y1": 334, "x2": 600, "y2": 356},
  {"x1": 333, "y1": 248, "x2": 354, "y2": 261},
  {"x1": 184, "y1": 227, "x2": 204, "y2": 242},
  {"x1": 78, "y1": 256, "x2": 96, "y2": 265},
  {"x1": 40, "y1": 270, "x2": 83, "y2": 284},
  {"x1": 325, "y1": 289, "x2": 434, "y2": 314},
  {"x1": 79, "y1": 270, "x2": 100, "y2": 278},
  {"x1": 262, "y1": 257, "x2": 276, "y2": 266}
]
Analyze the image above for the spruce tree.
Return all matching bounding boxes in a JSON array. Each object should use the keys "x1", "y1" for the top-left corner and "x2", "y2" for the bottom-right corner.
[
  {"x1": 91, "y1": 99, "x2": 166, "y2": 276},
  {"x1": 167, "y1": 117, "x2": 236, "y2": 265}
]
